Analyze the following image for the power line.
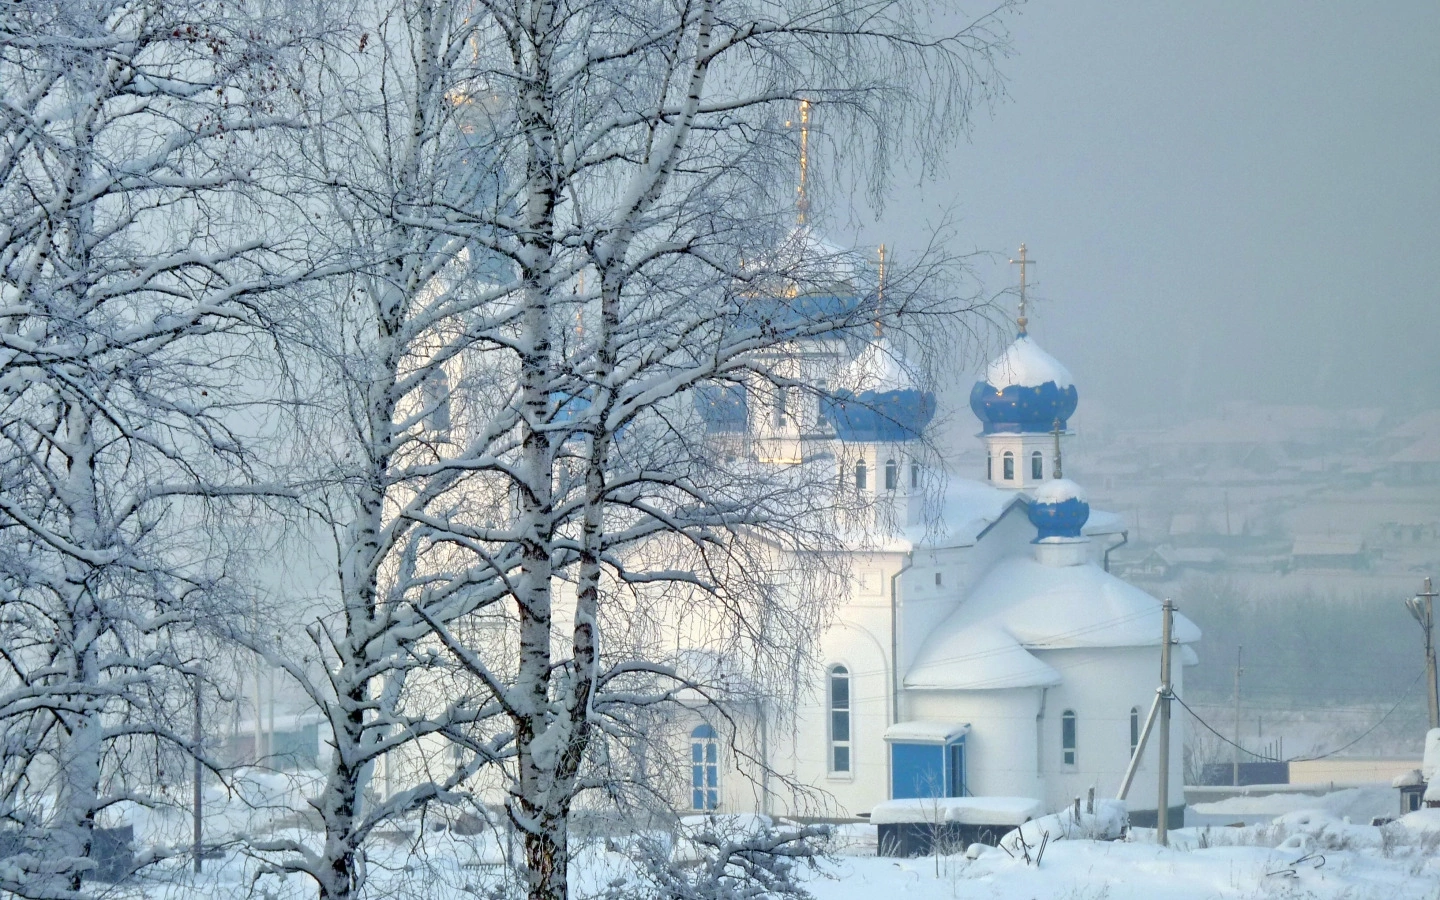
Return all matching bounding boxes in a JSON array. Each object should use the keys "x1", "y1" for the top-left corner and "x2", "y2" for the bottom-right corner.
[{"x1": 1173, "y1": 669, "x2": 1424, "y2": 764}]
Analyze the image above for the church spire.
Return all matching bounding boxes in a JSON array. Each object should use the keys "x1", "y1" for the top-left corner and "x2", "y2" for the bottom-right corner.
[
  {"x1": 796, "y1": 99, "x2": 811, "y2": 225},
  {"x1": 1009, "y1": 243, "x2": 1036, "y2": 335}
]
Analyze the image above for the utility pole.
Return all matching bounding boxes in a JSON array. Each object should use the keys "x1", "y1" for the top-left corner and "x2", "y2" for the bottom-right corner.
[
  {"x1": 192, "y1": 674, "x2": 203, "y2": 873},
  {"x1": 1405, "y1": 577, "x2": 1439, "y2": 729},
  {"x1": 1232, "y1": 645, "x2": 1243, "y2": 787},
  {"x1": 1156, "y1": 599, "x2": 1175, "y2": 846}
]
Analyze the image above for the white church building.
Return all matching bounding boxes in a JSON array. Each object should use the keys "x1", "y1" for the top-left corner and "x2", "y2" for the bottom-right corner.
[{"x1": 680, "y1": 249, "x2": 1200, "y2": 829}]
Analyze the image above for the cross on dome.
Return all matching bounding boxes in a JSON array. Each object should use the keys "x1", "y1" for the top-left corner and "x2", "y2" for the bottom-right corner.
[{"x1": 1009, "y1": 243, "x2": 1037, "y2": 334}]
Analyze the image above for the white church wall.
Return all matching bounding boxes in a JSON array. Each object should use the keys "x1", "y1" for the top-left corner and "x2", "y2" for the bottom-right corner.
[
  {"x1": 1029, "y1": 646, "x2": 1184, "y2": 816},
  {"x1": 895, "y1": 507, "x2": 1033, "y2": 687},
  {"x1": 785, "y1": 562, "x2": 900, "y2": 816},
  {"x1": 906, "y1": 687, "x2": 1046, "y2": 800}
]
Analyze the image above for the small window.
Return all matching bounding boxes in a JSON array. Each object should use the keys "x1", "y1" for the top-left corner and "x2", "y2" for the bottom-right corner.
[
  {"x1": 884, "y1": 459, "x2": 897, "y2": 491},
  {"x1": 1002, "y1": 451, "x2": 1015, "y2": 481},
  {"x1": 1061, "y1": 710, "x2": 1077, "y2": 766},
  {"x1": 934, "y1": 571, "x2": 942, "y2": 587},
  {"x1": 829, "y1": 666, "x2": 851, "y2": 773},
  {"x1": 1129, "y1": 707, "x2": 1140, "y2": 758},
  {"x1": 1031, "y1": 451, "x2": 1043, "y2": 480},
  {"x1": 691, "y1": 725, "x2": 719, "y2": 810},
  {"x1": 911, "y1": 462, "x2": 920, "y2": 489},
  {"x1": 773, "y1": 386, "x2": 787, "y2": 427},
  {"x1": 986, "y1": 454, "x2": 993, "y2": 480},
  {"x1": 855, "y1": 459, "x2": 867, "y2": 491}
]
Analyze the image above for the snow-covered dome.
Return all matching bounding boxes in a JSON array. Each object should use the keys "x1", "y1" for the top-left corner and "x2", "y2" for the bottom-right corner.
[
  {"x1": 1028, "y1": 478, "x2": 1090, "y2": 541},
  {"x1": 740, "y1": 226, "x2": 866, "y2": 336},
  {"x1": 969, "y1": 335, "x2": 1078, "y2": 434},
  {"x1": 821, "y1": 338, "x2": 936, "y2": 442}
]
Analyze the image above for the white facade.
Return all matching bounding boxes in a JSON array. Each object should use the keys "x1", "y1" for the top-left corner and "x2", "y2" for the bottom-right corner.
[{"x1": 679, "y1": 326, "x2": 1199, "y2": 826}]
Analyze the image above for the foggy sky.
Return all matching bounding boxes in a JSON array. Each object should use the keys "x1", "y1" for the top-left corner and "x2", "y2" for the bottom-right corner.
[{"x1": 853, "y1": 0, "x2": 1440, "y2": 424}]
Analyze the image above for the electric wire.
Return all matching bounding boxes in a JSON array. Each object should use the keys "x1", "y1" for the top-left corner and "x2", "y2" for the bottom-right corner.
[{"x1": 1173, "y1": 669, "x2": 1424, "y2": 764}]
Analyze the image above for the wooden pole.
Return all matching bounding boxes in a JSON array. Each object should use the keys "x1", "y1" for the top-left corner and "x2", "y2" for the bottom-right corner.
[
  {"x1": 1232, "y1": 645, "x2": 1243, "y2": 786},
  {"x1": 1156, "y1": 599, "x2": 1174, "y2": 846}
]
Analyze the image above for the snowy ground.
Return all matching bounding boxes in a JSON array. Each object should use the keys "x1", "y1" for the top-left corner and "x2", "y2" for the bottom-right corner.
[{"x1": 86, "y1": 783, "x2": 1440, "y2": 899}]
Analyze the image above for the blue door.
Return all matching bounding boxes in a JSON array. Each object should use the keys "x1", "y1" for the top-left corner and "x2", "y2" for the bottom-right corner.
[{"x1": 890, "y1": 739, "x2": 966, "y2": 798}]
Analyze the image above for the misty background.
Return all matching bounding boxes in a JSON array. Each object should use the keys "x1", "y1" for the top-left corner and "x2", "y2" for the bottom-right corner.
[
  {"x1": 837, "y1": 0, "x2": 1440, "y2": 421},
  {"x1": 833, "y1": 0, "x2": 1440, "y2": 766}
]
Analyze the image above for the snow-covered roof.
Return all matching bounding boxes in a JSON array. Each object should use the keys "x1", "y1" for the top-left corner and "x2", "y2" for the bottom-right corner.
[
  {"x1": 983, "y1": 336, "x2": 1074, "y2": 390},
  {"x1": 905, "y1": 555, "x2": 1200, "y2": 691},
  {"x1": 841, "y1": 337, "x2": 920, "y2": 393},
  {"x1": 882, "y1": 721, "x2": 970, "y2": 744},
  {"x1": 870, "y1": 796, "x2": 1041, "y2": 826},
  {"x1": 879, "y1": 478, "x2": 1123, "y2": 554},
  {"x1": 1394, "y1": 768, "x2": 1425, "y2": 788},
  {"x1": 906, "y1": 622, "x2": 1062, "y2": 691}
]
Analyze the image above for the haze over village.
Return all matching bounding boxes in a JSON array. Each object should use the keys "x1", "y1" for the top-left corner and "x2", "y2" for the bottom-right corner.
[{"x1": 1, "y1": 2, "x2": 1438, "y2": 900}]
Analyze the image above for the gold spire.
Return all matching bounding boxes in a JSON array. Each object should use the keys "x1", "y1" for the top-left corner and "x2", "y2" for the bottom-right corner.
[
  {"x1": 1009, "y1": 243, "x2": 1036, "y2": 335},
  {"x1": 796, "y1": 99, "x2": 811, "y2": 225}
]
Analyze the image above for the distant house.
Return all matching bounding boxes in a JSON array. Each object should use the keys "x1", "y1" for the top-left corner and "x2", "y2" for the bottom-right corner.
[
  {"x1": 1126, "y1": 545, "x2": 1226, "y2": 580},
  {"x1": 1290, "y1": 535, "x2": 1368, "y2": 571}
]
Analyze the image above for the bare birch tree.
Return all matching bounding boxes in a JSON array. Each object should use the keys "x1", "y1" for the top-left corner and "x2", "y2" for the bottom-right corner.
[
  {"x1": 0, "y1": 1, "x2": 307, "y2": 894},
  {"x1": 251, "y1": 2, "x2": 1009, "y2": 900}
]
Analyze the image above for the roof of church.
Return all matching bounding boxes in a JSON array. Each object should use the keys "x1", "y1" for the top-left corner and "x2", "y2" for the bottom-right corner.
[
  {"x1": 847, "y1": 478, "x2": 1123, "y2": 553},
  {"x1": 904, "y1": 555, "x2": 1200, "y2": 691}
]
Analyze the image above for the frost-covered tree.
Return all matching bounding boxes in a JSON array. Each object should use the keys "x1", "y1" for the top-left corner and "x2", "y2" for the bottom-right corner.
[
  {"x1": 0, "y1": 1, "x2": 306, "y2": 894},
  {"x1": 256, "y1": 1, "x2": 1010, "y2": 899}
]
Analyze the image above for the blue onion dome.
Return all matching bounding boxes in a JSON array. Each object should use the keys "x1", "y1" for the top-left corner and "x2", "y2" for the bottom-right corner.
[
  {"x1": 741, "y1": 227, "x2": 867, "y2": 334},
  {"x1": 1028, "y1": 478, "x2": 1091, "y2": 541},
  {"x1": 821, "y1": 338, "x2": 936, "y2": 442},
  {"x1": 969, "y1": 335, "x2": 1078, "y2": 434}
]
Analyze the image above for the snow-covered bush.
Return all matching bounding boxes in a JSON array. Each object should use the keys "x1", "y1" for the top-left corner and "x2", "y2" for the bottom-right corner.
[{"x1": 595, "y1": 815, "x2": 832, "y2": 900}]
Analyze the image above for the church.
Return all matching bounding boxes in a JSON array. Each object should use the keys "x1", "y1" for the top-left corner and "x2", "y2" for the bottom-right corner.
[{"x1": 679, "y1": 242, "x2": 1201, "y2": 830}]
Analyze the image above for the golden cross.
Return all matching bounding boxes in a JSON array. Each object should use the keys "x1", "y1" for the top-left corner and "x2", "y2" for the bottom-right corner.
[
  {"x1": 1009, "y1": 243, "x2": 1037, "y2": 334},
  {"x1": 796, "y1": 99, "x2": 811, "y2": 225}
]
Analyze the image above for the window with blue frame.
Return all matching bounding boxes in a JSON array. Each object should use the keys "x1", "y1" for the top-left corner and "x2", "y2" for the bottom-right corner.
[
  {"x1": 889, "y1": 737, "x2": 966, "y2": 799},
  {"x1": 691, "y1": 724, "x2": 719, "y2": 810}
]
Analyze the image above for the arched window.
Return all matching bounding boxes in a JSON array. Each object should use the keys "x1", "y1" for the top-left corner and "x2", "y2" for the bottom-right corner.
[
  {"x1": 828, "y1": 666, "x2": 851, "y2": 773},
  {"x1": 911, "y1": 462, "x2": 921, "y2": 489},
  {"x1": 1002, "y1": 451, "x2": 1015, "y2": 481},
  {"x1": 854, "y1": 459, "x2": 867, "y2": 491},
  {"x1": 691, "y1": 724, "x2": 719, "y2": 810},
  {"x1": 422, "y1": 368, "x2": 452, "y2": 435},
  {"x1": 1129, "y1": 707, "x2": 1141, "y2": 758},
  {"x1": 1031, "y1": 451, "x2": 1043, "y2": 480},
  {"x1": 1061, "y1": 710, "x2": 1077, "y2": 766},
  {"x1": 884, "y1": 459, "x2": 897, "y2": 491}
]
